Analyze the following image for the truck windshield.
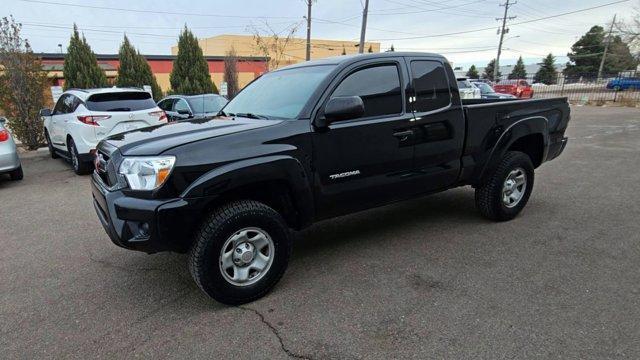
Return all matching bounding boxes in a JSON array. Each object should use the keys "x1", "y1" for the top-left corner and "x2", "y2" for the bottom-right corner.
[{"x1": 222, "y1": 65, "x2": 335, "y2": 119}]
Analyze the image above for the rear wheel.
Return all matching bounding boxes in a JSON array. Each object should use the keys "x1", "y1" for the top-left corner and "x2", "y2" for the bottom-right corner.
[
  {"x1": 9, "y1": 166, "x2": 23, "y2": 181},
  {"x1": 45, "y1": 130, "x2": 59, "y2": 159},
  {"x1": 189, "y1": 200, "x2": 292, "y2": 305},
  {"x1": 475, "y1": 151, "x2": 534, "y2": 221},
  {"x1": 67, "y1": 138, "x2": 92, "y2": 175}
]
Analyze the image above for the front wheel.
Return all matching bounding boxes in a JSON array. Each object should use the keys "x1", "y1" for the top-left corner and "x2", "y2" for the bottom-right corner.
[
  {"x1": 188, "y1": 200, "x2": 292, "y2": 305},
  {"x1": 45, "y1": 130, "x2": 59, "y2": 159},
  {"x1": 475, "y1": 151, "x2": 534, "y2": 221}
]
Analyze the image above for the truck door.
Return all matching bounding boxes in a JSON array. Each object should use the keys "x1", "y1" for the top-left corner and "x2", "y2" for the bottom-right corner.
[
  {"x1": 405, "y1": 58, "x2": 465, "y2": 191},
  {"x1": 311, "y1": 58, "x2": 417, "y2": 218}
]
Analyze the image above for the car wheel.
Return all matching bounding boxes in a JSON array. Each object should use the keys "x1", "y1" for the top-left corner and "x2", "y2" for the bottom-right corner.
[
  {"x1": 189, "y1": 200, "x2": 292, "y2": 305},
  {"x1": 9, "y1": 166, "x2": 23, "y2": 181},
  {"x1": 45, "y1": 131, "x2": 59, "y2": 159},
  {"x1": 475, "y1": 151, "x2": 534, "y2": 221},
  {"x1": 67, "y1": 138, "x2": 92, "y2": 175}
]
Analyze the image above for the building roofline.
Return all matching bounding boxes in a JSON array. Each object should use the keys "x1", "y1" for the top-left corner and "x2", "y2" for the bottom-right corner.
[{"x1": 36, "y1": 53, "x2": 269, "y2": 62}]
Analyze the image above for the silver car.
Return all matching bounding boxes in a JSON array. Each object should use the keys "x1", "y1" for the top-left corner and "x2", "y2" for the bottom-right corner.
[{"x1": 0, "y1": 117, "x2": 23, "y2": 180}]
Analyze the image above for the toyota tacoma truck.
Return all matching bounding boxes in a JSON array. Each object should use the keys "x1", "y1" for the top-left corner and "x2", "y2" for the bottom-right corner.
[{"x1": 91, "y1": 52, "x2": 570, "y2": 305}]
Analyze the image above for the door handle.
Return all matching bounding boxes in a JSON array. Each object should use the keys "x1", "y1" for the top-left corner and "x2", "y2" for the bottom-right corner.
[{"x1": 393, "y1": 130, "x2": 414, "y2": 142}]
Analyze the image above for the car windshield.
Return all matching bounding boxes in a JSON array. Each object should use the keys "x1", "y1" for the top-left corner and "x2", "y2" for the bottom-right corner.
[
  {"x1": 473, "y1": 82, "x2": 494, "y2": 94},
  {"x1": 457, "y1": 80, "x2": 472, "y2": 89},
  {"x1": 222, "y1": 65, "x2": 335, "y2": 119},
  {"x1": 85, "y1": 91, "x2": 156, "y2": 112},
  {"x1": 187, "y1": 95, "x2": 228, "y2": 114}
]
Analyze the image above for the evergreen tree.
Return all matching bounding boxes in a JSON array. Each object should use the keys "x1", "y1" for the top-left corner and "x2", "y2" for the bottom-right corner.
[
  {"x1": 482, "y1": 59, "x2": 501, "y2": 80},
  {"x1": 341, "y1": 46, "x2": 346, "y2": 55},
  {"x1": 564, "y1": 26, "x2": 605, "y2": 77},
  {"x1": 63, "y1": 24, "x2": 107, "y2": 89},
  {"x1": 367, "y1": 45, "x2": 373, "y2": 53},
  {"x1": 534, "y1": 53, "x2": 558, "y2": 85},
  {"x1": 466, "y1": 64, "x2": 479, "y2": 79},
  {"x1": 390, "y1": 44, "x2": 395, "y2": 52},
  {"x1": 116, "y1": 35, "x2": 163, "y2": 101},
  {"x1": 170, "y1": 26, "x2": 216, "y2": 95},
  {"x1": 508, "y1": 56, "x2": 527, "y2": 79},
  {"x1": 565, "y1": 25, "x2": 638, "y2": 77}
]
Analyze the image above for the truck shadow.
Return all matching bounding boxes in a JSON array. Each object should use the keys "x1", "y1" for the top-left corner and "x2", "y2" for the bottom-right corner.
[{"x1": 293, "y1": 187, "x2": 480, "y2": 259}]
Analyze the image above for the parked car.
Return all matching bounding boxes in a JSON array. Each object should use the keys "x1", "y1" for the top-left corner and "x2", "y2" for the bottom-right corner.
[
  {"x1": 41, "y1": 88, "x2": 167, "y2": 175},
  {"x1": 91, "y1": 52, "x2": 570, "y2": 305},
  {"x1": 0, "y1": 117, "x2": 23, "y2": 181},
  {"x1": 606, "y1": 77, "x2": 640, "y2": 91},
  {"x1": 157, "y1": 94, "x2": 228, "y2": 122},
  {"x1": 470, "y1": 81, "x2": 517, "y2": 99},
  {"x1": 493, "y1": 79, "x2": 534, "y2": 98},
  {"x1": 457, "y1": 77, "x2": 481, "y2": 99}
]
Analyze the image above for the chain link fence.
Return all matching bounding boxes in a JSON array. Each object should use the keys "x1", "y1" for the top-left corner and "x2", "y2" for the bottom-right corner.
[{"x1": 530, "y1": 71, "x2": 640, "y2": 106}]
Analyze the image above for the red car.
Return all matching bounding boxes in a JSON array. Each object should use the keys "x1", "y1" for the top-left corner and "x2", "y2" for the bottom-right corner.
[{"x1": 493, "y1": 79, "x2": 534, "y2": 98}]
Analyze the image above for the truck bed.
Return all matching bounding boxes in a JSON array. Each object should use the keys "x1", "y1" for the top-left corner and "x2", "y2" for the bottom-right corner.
[{"x1": 460, "y1": 97, "x2": 571, "y2": 184}]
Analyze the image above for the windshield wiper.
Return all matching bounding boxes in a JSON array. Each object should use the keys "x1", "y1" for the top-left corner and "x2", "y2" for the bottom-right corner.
[{"x1": 233, "y1": 112, "x2": 270, "y2": 120}]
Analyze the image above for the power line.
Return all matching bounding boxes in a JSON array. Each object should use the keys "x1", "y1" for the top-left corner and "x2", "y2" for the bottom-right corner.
[
  {"x1": 369, "y1": 0, "x2": 631, "y2": 41},
  {"x1": 18, "y1": 0, "x2": 302, "y2": 20}
]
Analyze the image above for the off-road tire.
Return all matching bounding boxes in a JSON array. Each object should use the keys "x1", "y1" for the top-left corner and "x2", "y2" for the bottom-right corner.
[
  {"x1": 475, "y1": 151, "x2": 534, "y2": 221},
  {"x1": 188, "y1": 200, "x2": 292, "y2": 305}
]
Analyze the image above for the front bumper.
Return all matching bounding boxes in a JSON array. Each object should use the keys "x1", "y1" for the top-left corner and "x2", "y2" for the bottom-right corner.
[{"x1": 91, "y1": 172, "x2": 206, "y2": 253}]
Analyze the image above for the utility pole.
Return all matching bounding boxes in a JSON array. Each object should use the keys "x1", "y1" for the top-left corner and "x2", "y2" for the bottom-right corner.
[
  {"x1": 305, "y1": 0, "x2": 313, "y2": 61},
  {"x1": 598, "y1": 14, "x2": 617, "y2": 80},
  {"x1": 358, "y1": 0, "x2": 369, "y2": 53},
  {"x1": 495, "y1": 0, "x2": 516, "y2": 82}
]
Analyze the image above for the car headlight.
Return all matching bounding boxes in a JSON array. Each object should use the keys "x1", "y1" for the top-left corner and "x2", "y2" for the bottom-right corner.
[{"x1": 118, "y1": 156, "x2": 176, "y2": 191}]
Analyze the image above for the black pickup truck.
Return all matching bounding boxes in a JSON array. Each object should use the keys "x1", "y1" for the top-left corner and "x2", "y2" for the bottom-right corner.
[{"x1": 91, "y1": 52, "x2": 569, "y2": 304}]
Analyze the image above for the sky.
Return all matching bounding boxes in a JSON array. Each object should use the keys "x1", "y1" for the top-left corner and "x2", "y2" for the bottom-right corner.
[{"x1": 5, "y1": 0, "x2": 637, "y2": 69}]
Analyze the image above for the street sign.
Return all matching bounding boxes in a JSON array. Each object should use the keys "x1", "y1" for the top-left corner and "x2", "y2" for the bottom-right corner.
[
  {"x1": 50, "y1": 86, "x2": 63, "y2": 103},
  {"x1": 220, "y1": 82, "x2": 228, "y2": 97}
]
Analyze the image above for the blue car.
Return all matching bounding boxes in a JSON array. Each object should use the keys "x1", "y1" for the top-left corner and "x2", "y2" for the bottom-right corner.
[{"x1": 606, "y1": 77, "x2": 640, "y2": 90}]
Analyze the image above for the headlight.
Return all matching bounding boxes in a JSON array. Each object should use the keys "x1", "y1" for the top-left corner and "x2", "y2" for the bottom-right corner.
[{"x1": 118, "y1": 156, "x2": 176, "y2": 191}]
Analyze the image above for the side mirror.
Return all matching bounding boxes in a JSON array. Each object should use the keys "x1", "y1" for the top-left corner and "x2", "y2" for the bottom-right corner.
[
  {"x1": 0, "y1": 117, "x2": 6, "y2": 126},
  {"x1": 39, "y1": 108, "x2": 52, "y2": 117},
  {"x1": 318, "y1": 96, "x2": 365, "y2": 127}
]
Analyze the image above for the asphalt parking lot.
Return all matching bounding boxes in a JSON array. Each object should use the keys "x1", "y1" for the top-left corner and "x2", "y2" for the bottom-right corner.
[{"x1": 1, "y1": 105, "x2": 639, "y2": 359}]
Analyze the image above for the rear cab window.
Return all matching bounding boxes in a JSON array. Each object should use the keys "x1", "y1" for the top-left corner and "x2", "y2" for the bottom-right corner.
[
  {"x1": 85, "y1": 91, "x2": 156, "y2": 112},
  {"x1": 331, "y1": 64, "x2": 402, "y2": 118},
  {"x1": 410, "y1": 61, "x2": 451, "y2": 112}
]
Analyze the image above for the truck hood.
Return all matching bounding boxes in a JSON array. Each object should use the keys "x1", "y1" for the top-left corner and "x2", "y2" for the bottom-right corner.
[{"x1": 104, "y1": 116, "x2": 283, "y2": 156}]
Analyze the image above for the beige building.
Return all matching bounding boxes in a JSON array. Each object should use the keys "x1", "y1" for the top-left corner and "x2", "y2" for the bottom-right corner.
[{"x1": 172, "y1": 34, "x2": 380, "y2": 70}]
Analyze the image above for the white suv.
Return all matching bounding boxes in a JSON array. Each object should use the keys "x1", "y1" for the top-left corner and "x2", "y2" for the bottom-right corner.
[{"x1": 41, "y1": 88, "x2": 167, "y2": 174}]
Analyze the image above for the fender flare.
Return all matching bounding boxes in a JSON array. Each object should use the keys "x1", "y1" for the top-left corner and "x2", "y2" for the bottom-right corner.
[
  {"x1": 478, "y1": 116, "x2": 549, "y2": 184},
  {"x1": 180, "y1": 155, "x2": 314, "y2": 227}
]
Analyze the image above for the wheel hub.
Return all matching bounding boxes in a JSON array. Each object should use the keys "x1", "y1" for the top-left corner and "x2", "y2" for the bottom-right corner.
[
  {"x1": 233, "y1": 242, "x2": 255, "y2": 266},
  {"x1": 219, "y1": 227, "x2": 275, "y2": 287},
  {"x1": 502, "y1": 168, "x2": 527, "y2": 208}
]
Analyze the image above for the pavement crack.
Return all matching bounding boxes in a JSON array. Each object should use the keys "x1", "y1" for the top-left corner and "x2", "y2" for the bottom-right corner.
[{"x1": 239, "y1": 306, "x2": 313, "y2": 360}]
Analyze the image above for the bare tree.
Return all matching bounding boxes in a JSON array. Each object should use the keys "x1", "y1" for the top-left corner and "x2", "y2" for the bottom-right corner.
[
  {"x1": 616, "y1": 2, "x2": 640, "y2": 55},
  {"x1": 0, "y1": 16, "x2": 47, "y2": 150},
  {"x1": 223, "y1": 47, "x2": 239, "y2": 99},
  {"x1": 249, "y1": 21, "x2": 299, "y2": 71}
]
